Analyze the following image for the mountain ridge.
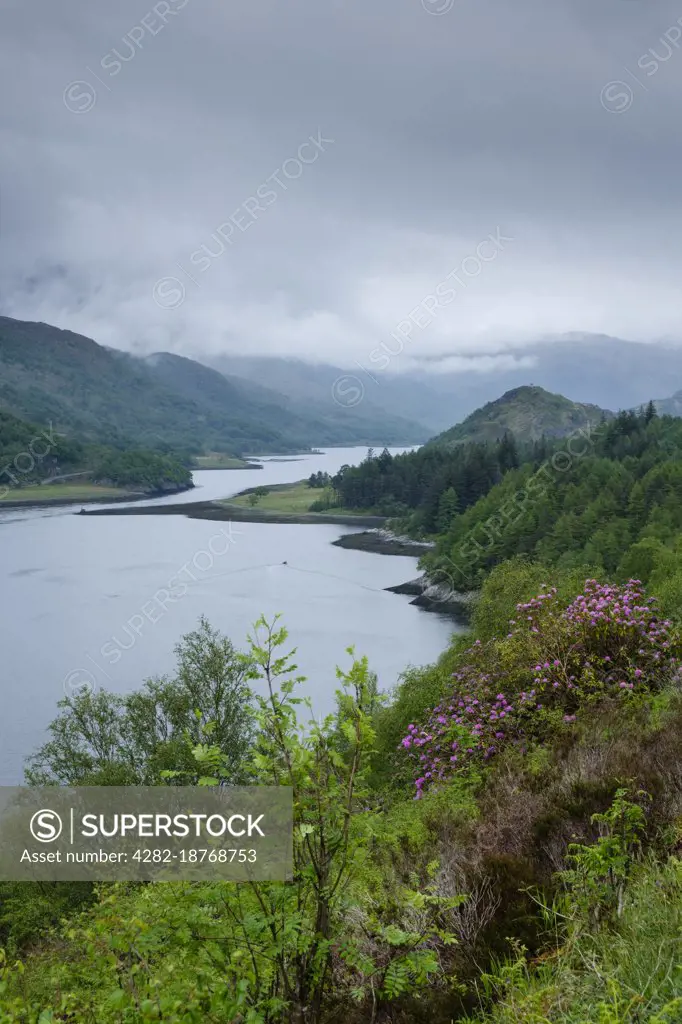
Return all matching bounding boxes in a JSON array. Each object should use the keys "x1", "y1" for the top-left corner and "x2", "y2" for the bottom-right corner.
[
  {"x1": 3, "y1": 318, "x2": 682, "y2": 457},
  {"x1": 148, "y1": 351, "x2": 430, "y2": 451},
  {"x1": 0, "y1": 317, "x2": 429, "y2": 455},
  {"x1": 213, "y1": 336, "x2": 682, "y2": 431}
]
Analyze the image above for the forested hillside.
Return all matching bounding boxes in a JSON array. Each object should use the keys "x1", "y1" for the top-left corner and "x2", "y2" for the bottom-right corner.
[
  {"x1": 0, "y1": 317, "x2": 428, "y2": 456},
  {"x1": 0, "y1": 408, "x2": 192, "y2": 495},
  {"x1": 426, "y1": 406, "x2": 682, "y2": 600},
  {"x1": 329, "y1": 387, "x2": 617, "y2": 530},
  {"x1": 330, "y1": 433, "x2": 530, "y2": 528},
  {"x1": 0, "y1": 409, "x2": 85, "y2": 482},
  {"x1": 0, "y1": 317, "x2": 201, "y2": 451},
  {"x1": 329, "y1": 404, "x2": 682, "y2": 611}
]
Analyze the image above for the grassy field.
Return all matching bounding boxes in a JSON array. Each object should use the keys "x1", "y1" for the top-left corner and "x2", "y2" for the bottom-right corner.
[
  {"x1": 0, "y1": 484, "x2": 132, "y2": 503},
  {"x1": 192, "y1": 454, "x2": 259, "y2": 470},
  {"x1": 225, "y1": 480, "x2": 322, "y2": 513},
  {"x1": 223, "y1": 480, "x2": 365, "y2": 515}
]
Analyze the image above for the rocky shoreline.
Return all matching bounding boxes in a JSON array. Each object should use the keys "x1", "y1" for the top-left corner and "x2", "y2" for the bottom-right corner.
[
  {"x1": 331, "y1": 528, "x2": 435, "y2": 557},
  {"x1": 330, "y1": 530, "x2": 476, "y2": 621},
  {"x1": 385, "y1": 576, "x2": 477, "y2": 620}
]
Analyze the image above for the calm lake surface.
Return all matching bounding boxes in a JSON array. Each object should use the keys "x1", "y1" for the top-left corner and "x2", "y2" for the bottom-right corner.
[{"x1": 0, "y1": 447, "x2": 460, "y2": 783}]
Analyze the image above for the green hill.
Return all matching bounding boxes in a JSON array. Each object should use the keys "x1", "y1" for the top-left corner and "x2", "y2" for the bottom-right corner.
[
  {"x1": 0, "y1": 407, "x2": 191, "y2": 497},
  {"x1": 0, "y1": 317, "x2": 212, "y2": 452},
  {"x1": 0, "y1": 317, "x2": 428, "y2": 456},
  {"x1": 424, "y1": 408, "x2": 682, "y2": 593},
  {"x1": 429, "y1": 385, "x2": 611, "y2": 446},
  {"x1": 0, "y1": 407, "x2": 85, "y2": 479}
]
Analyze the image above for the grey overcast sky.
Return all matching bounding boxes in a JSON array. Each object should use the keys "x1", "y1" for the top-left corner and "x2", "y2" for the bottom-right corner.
[{"x1": 2, "y1": 0, "x2": 682, "y2": 370}]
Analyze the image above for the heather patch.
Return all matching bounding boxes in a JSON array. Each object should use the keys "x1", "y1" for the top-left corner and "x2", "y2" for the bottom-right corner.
[{"x1": 403, "y1": 580, "x2": 680, "y2": 797}]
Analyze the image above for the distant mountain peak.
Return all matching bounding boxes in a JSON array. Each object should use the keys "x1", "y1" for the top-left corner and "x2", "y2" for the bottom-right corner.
[
  {"x1": 497, "y1": 384, "x2": 547, "y2": 399},
  {"x1": 429, "y1": 386, "x2": 612, "y2": 447}
]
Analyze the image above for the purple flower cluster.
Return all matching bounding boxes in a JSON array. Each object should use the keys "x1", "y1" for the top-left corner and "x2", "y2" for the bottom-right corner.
[
  {"x1": 403, "y1": 579, "x2": 679, "y2": 798},
  {"x1": 525, "y1": 579, "x2": 676, "y2": 700}
]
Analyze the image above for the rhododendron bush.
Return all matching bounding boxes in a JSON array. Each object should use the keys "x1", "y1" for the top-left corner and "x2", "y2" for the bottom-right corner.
[{"x1": 402, "y1": 579, "x2": 681, "y2": 797}]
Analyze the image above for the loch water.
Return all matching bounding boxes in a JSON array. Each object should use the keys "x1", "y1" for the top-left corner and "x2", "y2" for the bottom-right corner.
[{"x1": 0, "y1": 447, "x2": 460, "y2": 783}]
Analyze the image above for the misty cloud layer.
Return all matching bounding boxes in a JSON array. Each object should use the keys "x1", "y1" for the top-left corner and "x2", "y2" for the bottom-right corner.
[{"x1": 2, "y1": 0, "x2": 682, "y2": 369}]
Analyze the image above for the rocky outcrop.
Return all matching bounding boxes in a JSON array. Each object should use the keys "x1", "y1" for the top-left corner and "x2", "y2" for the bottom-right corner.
[
  {"x1": 386, "y1": 574, "x2": 477, "y2": 620},
  {"x1": 332, "y1": 529, "x2": 435, "y2": 557}
]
